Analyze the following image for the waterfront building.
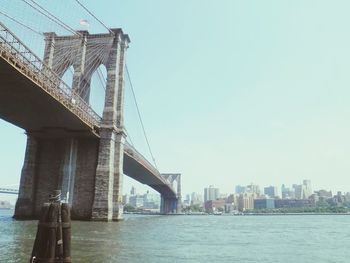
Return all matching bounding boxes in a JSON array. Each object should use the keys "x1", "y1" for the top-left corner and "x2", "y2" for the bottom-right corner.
[
  {"x1": 142, "y1": 192, "x2": 160, "y2": 209},
  {"x1": 254, "y1": 198, "x2": 275, "y2": 209},
  {"x1": 275, "y1": 199, "x2": 314, "y2": 208},
  {"x1": 226, "y1": 194, "x2": 237, "y2": 204},
  {"x1": 264, "y1": 186, "x2": 278, "y2": 198},
  {"x1": 309, "y1": 194, "x2": 319, "y2": 205},
  {"x1": 204, "y1": 199, "x2": 225, "y2": 213},
  {"x1": 204, "y1": 185, "x2": 219, "y2": 202},
  {"x1": 315, "y1": 189, "x2": 333, "y2": 198},
  {"x1": 224, "y1": 203, "x2": 235, "y2": 213},
  {"x1": 238, "y1": 193, "x2": 255, "y2": 211},
  {"x1": 191, "y1": 192, "x2": 203, "y2": 206},
  {"x1": 129, "y1": 195, "x2": 144, "y2": 208}
]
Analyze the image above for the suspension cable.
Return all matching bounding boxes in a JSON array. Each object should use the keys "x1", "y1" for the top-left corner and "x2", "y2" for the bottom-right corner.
[
  {"x1": 124, "y1": 128, "x2": 135, "y2": 147},
  {"x1": 74, "y1": 0, "x2": 113, "y2": 35},
  {"x1": 125, "y1": 64, "x2": 159, "y2": 170},
  {"x1": 0, "y1": 10, "x2": 43, "y2": 36},
  {"x1": 21, "y1": 0, "x2": 81, "y2": 36}
]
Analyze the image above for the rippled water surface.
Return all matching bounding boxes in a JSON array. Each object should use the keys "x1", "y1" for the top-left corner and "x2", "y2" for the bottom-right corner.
[{"x1": 1, "y1": 209, "x2": 350, "y2": 263}]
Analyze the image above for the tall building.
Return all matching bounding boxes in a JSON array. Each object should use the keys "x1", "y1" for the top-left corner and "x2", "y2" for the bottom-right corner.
[
  {"x1": 303, "y1": 180, "x2": 312, "y2": 198},
  {"x1": 130, "y1": 186, "x2": 136, "y2": 196},
  {"x1": 237, "y1": 193, "x2": 255, "y2": 211},
  {"x1": 294, "y1": 180, "x2": 312, "y2": 199},
  {"x1": 246, "y1": 183, "x2": 260, "y2": 196},
  {"x1": 281, "y1": 184, "x2": 287, "y2": 197},
  {"x1": 281, "y1": 184, "x2": 295, "y2": 199},
  {"x1": 236, "y1": 184, "x2": 260, "y2": 195},
  {"x1": 235, "y1": 185, "x2": 246, "y2": 194},
  {"x1": 264, "y1": 186, "x2": 278, "y2": 198},
  {"x1": 191, "y1": 192, "x2": 203, "y2": 206},
  {"x1": 129, "y1": 195, "x2": 144, "y2": 207},
  {"x1": 204, "y1": 199, "x2": 226, "y2": 213},
  {"x1": 204, "y1": 185, "x2": 219, "y2": 202}
]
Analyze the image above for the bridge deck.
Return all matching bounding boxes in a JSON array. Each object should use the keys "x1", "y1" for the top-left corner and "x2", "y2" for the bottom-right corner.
[
  {"x1": 0, "y1": 56, "x2": 98, "y2": 137},
  {"x1": 124, "y1": 142, "x2": 177, "y2": 198}
]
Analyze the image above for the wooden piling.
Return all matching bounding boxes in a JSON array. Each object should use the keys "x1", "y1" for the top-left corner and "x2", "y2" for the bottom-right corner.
[
  {"x1": 31, "y1": 203, "x2": 50, "y2": 261},
  {"x1": 61, "y1": 203, "x2": 71, "y2": 263},
  {"x1": 30, "y1": 190, "x2": 72, "y2": 263},
  {"x1": 47, "y1": 203, "x2": 58, "y2": 260}
]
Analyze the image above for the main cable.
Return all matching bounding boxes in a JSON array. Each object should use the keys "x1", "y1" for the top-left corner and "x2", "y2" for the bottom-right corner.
[
  {"x1": 21, "y1": 0, "x2": 81, "y2": 36},
  {"x1": 125, "y1": 64, "x2": 159, "y2": 171},
  {"x1": 0, "y1": 10, "x2": 43, "y2": 36},
  {"x1": 74, "y1": 0, "x2": 113, "y2": 35}
]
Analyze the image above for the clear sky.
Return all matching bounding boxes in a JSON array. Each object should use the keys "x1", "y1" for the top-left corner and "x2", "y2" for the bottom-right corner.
[{"x1": 1, "y1": 0, "x2": 350, "y2": 200}]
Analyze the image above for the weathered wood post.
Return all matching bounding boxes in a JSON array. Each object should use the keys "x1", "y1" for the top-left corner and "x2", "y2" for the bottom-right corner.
[{"x1": 30, "y1": 190, "x2": 72, "y2": 263}]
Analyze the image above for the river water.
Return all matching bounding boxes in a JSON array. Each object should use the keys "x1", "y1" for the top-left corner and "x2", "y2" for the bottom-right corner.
[{"x1": 1, "y1": 209, "x2": 350, "y2": 263}]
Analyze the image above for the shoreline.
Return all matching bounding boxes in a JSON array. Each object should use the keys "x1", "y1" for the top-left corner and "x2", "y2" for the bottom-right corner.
[{"x1": 125, "y1": 212, "x2": 350, "y2": 216}]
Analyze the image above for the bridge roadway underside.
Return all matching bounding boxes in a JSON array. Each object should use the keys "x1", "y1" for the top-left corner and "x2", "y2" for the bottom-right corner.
[
  {"x1": 0, "y1": 56, "x2": 96, "y2": 137},
  {"x1": 0, "y1": 56, "x2": 177, "y2": 219},
  {"x1": 123, "y1": 153, "x2": 176, "y2": 199}
]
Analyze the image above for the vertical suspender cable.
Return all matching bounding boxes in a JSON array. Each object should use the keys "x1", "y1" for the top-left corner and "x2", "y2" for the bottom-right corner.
[{"x1": 125, "y1": 65, "x2": 159, "y2": 171}]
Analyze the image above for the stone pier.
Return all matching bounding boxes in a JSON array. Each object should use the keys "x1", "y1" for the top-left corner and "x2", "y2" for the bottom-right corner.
[{"x1": 14, "y1": 29, "x2": 130, "y2": 221}]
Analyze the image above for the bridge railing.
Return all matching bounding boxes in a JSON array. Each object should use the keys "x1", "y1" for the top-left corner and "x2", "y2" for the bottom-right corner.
[{"x1": 0, "y1": 22, "x2": 101, "y2": 130}]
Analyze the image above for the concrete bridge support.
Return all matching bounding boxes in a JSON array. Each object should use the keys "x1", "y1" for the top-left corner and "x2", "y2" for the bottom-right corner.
[
  {"x1": 160, "y1": 173, "x2": 182, "y2": 214},
  {"x1": 160, "y1": 197, "x2": 178, "y2": 214},
  {"x1": 14, "y1": 29, "x2": 130, "y2": 221}
]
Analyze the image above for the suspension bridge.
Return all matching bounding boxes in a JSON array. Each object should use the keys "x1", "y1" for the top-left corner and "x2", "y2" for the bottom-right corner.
[{"x1": 0, "y1": 0, "x2": 181, "y2": 221}]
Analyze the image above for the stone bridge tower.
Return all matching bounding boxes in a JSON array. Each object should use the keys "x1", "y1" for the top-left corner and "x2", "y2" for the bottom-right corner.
[
  {"x1": 14, "y1": 29, "x2": 130, "y2": 221},
  {"x1": 160, "y1": 173, "x2": 182, "y2": 214}
]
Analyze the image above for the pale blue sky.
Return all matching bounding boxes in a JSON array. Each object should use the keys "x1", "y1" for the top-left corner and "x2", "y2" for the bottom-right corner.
[{"x1": 1, "y1": 0, "x2": 350, "y2": 200}]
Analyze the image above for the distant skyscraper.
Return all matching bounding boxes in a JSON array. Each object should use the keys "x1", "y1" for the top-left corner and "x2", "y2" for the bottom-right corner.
[
  {"x1": 246, "y1": 183, "x2": 260, "y2": 195},
  {"x1": 294, "y1": 184, "x2": 303, "y2": 199},
  {"x1": 281, "y1": 184, "x2": 295, "y2": 199},
  {"x1": 235, "y1": 185, "x2": 246, "y2": 194},
  {"x1": 204, "y1": 185, "x2": 219, "y2": 202},
  {"x1": 264, "y1": 186, "x2": 278, "y2": 198},
  {"x1": 281, "y1": 184, "x2": 286, "y2": 195},
  {"x1": 238, "y1": 193, "x2": 255, "y2": 211},
  {"x1": 129, "y1": 195, "x2": 144, "y2": 207},
  {"x1": 130, "y1": 186, "x2": 136, "y2": 196},
  {"x1": 303, "y1": 180, "x2": 312, "y2": 198},
  {"x1": 293, "y1": 180, "x2": 312, "y2": 199},
  {"x1": 191, "y1": 192, "x2": 203, "y2": 206}
]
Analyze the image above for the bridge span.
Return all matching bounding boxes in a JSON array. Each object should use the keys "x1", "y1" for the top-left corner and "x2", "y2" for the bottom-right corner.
[
  {"x1": 0, "y1": 188, "x2": 19, "y2": 195},
  {"x1": 0, "y1": 22, "x2": 181, "y2": 220}
]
